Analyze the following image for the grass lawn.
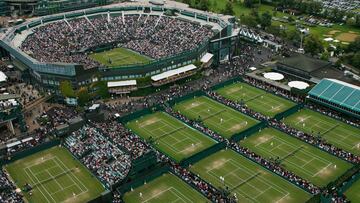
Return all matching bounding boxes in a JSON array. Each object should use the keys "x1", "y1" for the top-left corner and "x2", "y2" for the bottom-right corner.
[
  {"x1": 216, "y1": 82, "x2": 296, "y2": 117},
  {"x1": 123, "y1": 173, "x2": 209, "y2": 203},
  {"x1": 126, "y1": 111, "x2": 217, "y2": 162},
  {"x1": 345, "y1": 178, "x2": 360, "y2": 203},
  {"x1": 172, "y1": 96, "x2": 259, "y2": 139},
  {"x1": 284, "y1": 109, "x2": 360, "y2": 155},
  {"x1": 4, "y1": 146, "x2": 105, "y2": 203},
  {"x1": 190, "y1": 149, "x2": 312, "y2": 203},
  {"x1": 239, "y1": 128, "x2": 353, "y2": 187},
  {"x1": 89, "y1": 47, "x2": 151, "y2": 67}
]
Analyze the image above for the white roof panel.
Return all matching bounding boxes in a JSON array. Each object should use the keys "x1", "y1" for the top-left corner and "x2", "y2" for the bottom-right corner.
[
  {"x1": 107, "y1": 80, "x2": 137, "y2": 88},
  {"x1": 151, "y1": 64, "x2": 197, "y2": 81},
  {"x1": 200, "y1": 53, "x2": 214, "y2": 63},
  {"x1": 0, "y1": 71, "x2": 7, "y2": 82}
]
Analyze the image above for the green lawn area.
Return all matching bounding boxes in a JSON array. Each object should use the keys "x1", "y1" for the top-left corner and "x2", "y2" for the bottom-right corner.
[
  {"x1": 172, "y1": 96, "x2": 259, "y2": 139},
  {"x1": 216, "y1": 82, "x2": 296, "y2": 117},
  {"x1": 123, "y1": 173, "x2": 209, "y2": 203},
  {"x1": 4, "y1": 146, "x2": 105, "y2": 203},
  {"x1": 284, "y1": 109, "x2": 360, "y2": 155},
  {"x1": 189, "y1": 149, "x2": 312, "y2": 203},
  {"x1": 345, "y1": 178, "x2": 360, "y2": 203},
  {"x1": 89, "y1": 47, "x2": 151, "y2": 67},
  {"x1": 126, "y1": 111, "x2": 217, "y2": 162},
  {"x1": 239, "y1": 128, "x2": 353, "y2": 187}
]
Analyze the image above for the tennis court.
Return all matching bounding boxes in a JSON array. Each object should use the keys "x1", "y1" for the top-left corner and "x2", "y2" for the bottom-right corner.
[
  {"x1": 5, "y1": 146, "x2": 104, "y2": 203},
  {"x1": 126, "y1": 111, "x2": 217, "y2": 162},
  {"x1": 284, "y1": 109, "x2": 360, "y2": 155},
  {"x1": 123, "y1": 173, "x2": 209, "y2": 203},
  {"x1": 216, "y1": 82, "x2": 296, "y2": 117},
  {"x1": 240, "y1": 128, "x2": 353, "y2": 187},
  {"x1": 344, "y1": 178, "x2": 360, "y2": 203},
  {"x1": 190, "y1": 149, "x2": 312, "y2": 203},
  {"x1": 173, "y1": 96, "x2": 259, "y2": 138}
]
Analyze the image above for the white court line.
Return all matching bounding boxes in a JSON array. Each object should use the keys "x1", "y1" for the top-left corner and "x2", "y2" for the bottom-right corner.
[
  {"x1": 312, "y1": 163, "x2": 332, "y2": 177},
  {"x1": 25, "y1": 166, "x2": 56, "y2": 203}
]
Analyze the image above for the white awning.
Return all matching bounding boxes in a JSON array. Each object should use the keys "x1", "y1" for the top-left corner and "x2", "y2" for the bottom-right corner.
[
  {"x1": 89, "y1": 103, "x2": 100, "y2": 110},
  {"x1": 0, "y1": 71, "x2": 7, "y2": 83},
  {"x1": 107, "y1": 80, "x2": 137, "y2": 88},
  {"x1": 151, "y1": 64, "x2": 197, "y2": 82},
  {"x1": 201, "y1": 53, "x2": 214, "y2": 63},
  {"x1": 22, "y1": 137, "x2": 34, "y2": 143},
  {"x1": 7, "y1": 141, "x2": 21, "y2": 148}
]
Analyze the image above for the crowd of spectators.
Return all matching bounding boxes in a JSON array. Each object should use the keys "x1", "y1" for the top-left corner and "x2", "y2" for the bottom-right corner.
[
  {"x1": 94, "y1": 121, "x2": 151, "y2": 160},
  {"x1": 37, "y1": 106, "x2": 79, "y2": 129},
  {"x1": 65, "y1": 125, "x2": 131, "y2": 188},
  {"x1": 0, "y1": 170, "x2": 23, "y2": 203},
  {"x1": 21, "y1": 15, "x2": 213, "y2": 69}
]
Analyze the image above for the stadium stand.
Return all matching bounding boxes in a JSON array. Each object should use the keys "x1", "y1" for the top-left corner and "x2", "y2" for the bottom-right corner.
[{"x1": 308, "y1": 79, "x2": 360, "y2": 118}]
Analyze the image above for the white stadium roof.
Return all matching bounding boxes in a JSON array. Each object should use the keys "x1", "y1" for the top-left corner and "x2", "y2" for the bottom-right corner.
[
  {"x1": 107, "y1": 80, "x2": 137, "y2": 88},
  {"x1": 151, "y1": 64, "x2": 197, "y2": 82}
]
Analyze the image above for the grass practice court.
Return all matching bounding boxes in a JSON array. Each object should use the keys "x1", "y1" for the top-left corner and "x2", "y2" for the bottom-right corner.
[
  {"x1": 89, "y1": 47, "x2": 151, "y2": 67},
  {"x1": 284, "y1": 109, "x2": 360, "y2": 155},
  {"x1": 344, "y1": 178, "x2": 360, "y2": 203},
  {"x1": 216, "y1": 82, "x2": 296, "y2": 117},
  {"x1": 5, "y1": 146, "x2": 104, "y2": 203},
  {"x1": 126, "y1": 111, "x2": 217, "y2": 162},
  {"x1": 123, "y1": 173, "x2": 209, "y2": 203},
  {"x1": 240, "y1": 128, "x2": 353, "y2": 187},
  {"x1": 190, "y1": 149, "x2": 312, "y2": 203},
  {"x1": 173, "y1": 96, "x2": 259, "y2": 138}
]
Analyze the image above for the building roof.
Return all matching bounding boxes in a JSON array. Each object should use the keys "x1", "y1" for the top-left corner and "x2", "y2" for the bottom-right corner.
[
  {"x1": 151, "y1": 64, "x2": 197, "y2": 82},
  {"x1": 308, "y1": 78, "x2": 360, "y2": 112},
  {"x1": 278, "y1": 54, "x2": 331, "y2": 73},
  {"x1": 200, "y1": 53, "x2": 214, "y2": 63},
  {"x1": 107, "y1": 80, "x2": 137, "y2": 88},
  {"x1": 0, "y1": 71, "x2": 7, "y2": 82}
]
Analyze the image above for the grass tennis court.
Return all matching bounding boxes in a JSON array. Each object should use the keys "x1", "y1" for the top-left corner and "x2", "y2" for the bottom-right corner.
[
  {"x1": 123, "y1": 173, "x2": 209, "y2": 203},
  {"x1": 4, "y1": 146, "x2": 105, "y2": 203},
  {"x1": 344, "y1": 178, "x2": 360, "y2": 203},
  {"x1": 284, "y1": 109, "x2": 360, "y2": 155},
  {"x1": 173, "y1": 96, "x2": 259, "y2": 138},
  {"x1": 216, "y1": 82, "x2": 296, "y2": 117},
  {"x1": 89, "y1": 47, "x2": 151, "y2": 67},
  {"x1": 126, "y1": 111, "x2": 217, "y2": 162},
  {"x1": 190, "y1": 149, "x2": 312, "y2": 203},
  {"x1": 239, "y1": 128, "x2": 353, "y2": 187}
]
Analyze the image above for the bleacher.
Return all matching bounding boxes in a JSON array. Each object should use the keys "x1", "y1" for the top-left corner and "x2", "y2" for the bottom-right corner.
[{"x1": 308, "y1": 79, "x2": 360, "y2": 118}]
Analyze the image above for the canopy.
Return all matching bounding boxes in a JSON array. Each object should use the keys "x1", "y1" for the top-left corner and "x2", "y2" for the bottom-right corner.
[
  {"x1": 200, "y1": 53, "x2": 214, "y2": 63},
  {"x1": 263, "y1": 72, "x2": 284, "y2": 81},
  {"x1": 108, "y1": 80, "x2": 137, "y2": 88},
  {"x1": 0, "y1": 71, "x2": 7, "y2": 82},
  {"x1": 151, "y1": 64, "x2": 197, "y2": 82},
  {"x1": 288, "y1": 81, "x2": 310, "y2": 90}
]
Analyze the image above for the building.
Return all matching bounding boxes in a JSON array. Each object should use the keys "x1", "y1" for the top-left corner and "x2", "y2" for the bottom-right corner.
[
  {"x1": 276, "y1": 54, "x2": 359, "y2": 85},
  {"x1": 0, "y1": 1, "x2": 237, "y2": 99},
  {"x1": 307, "y1": 79, "x2": 360, "y2": 118}
]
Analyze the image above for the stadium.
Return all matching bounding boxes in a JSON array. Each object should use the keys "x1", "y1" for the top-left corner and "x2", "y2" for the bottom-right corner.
[
  {"x1": 0, "y1": 1, "x2": 359, "y2": 203},
  {"x1": 0, "y1": 1, "x2": 236, "y2": 97}
]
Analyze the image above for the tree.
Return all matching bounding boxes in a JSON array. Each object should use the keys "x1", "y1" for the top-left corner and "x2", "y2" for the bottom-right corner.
[
  {"x1": 351, "y1": 52, "x2": 360, "y2": 69},
  {"x1": 260, "y1": 11, "x2": 272, "y2": 29},
  {"x1": 222, "y1": 1, "x2": 234, "y2": 15},
  {"x1": 77, "y1": 87, "x2": 90, "y2": 106},
  {"x1": 59, "y1": 80, "x2": 75, "y2": 98},
  {"x1": 304, "y1": 34, "x2": 323, "y2": 56},
  {"x1": 92, "y1": 81, "x2": 109, "y2": 99},
  {"x1": 347, "y1": 37, "x2": 360, "y2": 53},
  {"x1": 244, "y1": 0, "x2": 254, "y2": 8}
]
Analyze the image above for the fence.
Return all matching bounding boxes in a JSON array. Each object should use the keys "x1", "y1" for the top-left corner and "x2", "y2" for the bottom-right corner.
[
  {"x1": 180, "y1": 142, "x2": 226, "y2": 167},
  {"x1": 274, "y1": 104, "x2": 304, "y2": 120},
  {"x1": 231, "y1": 122, "x2": 267, "y2": 142}
]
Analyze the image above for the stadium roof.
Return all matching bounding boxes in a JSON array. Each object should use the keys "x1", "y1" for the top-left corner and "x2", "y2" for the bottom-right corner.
[
  {"x1": 200, "y1": 53, "x2": 213, "y2": 63},
  {"x1": 151, "y1": 64, "x2": 197, "y2": 81},
  {"x1": 107, "y1": 80, "x2": 137, "y2": 88},
  {"x1": 278, "y1": 54, "x2": 331, "y2": 73},
  {"x1": 308, "y1": 79, "x2": 360, "y2": 112}
]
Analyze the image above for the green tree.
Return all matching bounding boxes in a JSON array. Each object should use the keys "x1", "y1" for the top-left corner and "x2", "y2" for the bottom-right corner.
[
  {"x1": 304, "y1": 34, "x2": 323, "y2": 56},
  {"x1": 347, "y1": 37, "x2": 360, "y2": 53},
  {"x1": 222, "y1": 1, "x2": 234, "y2": 15},
  {"x1": 351, "y1": 52, "x2": 360, "y2": 69},
  {"x1": 92, "y1": 81, "x2": 109, "y2": 99},
  {"x1": 59, "y1": 80, "x2": 75, "y2": 98},
  {"x1": 244, "y1": 0, "x2": 254, "y2": 8},
  {"x1": 260, "y1": 11, "x2": 272, "y2": 29},
  {"x1": 77, "y1": 87, "x2": 90, "y2": 106}
]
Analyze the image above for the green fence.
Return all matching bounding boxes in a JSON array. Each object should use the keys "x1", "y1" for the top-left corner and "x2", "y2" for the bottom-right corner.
[
  {"x1": 118, "y1": 105, "x2": 163, "y2": 124},
  {"x1": 274, "y1": 104, "x2": 304, "y2": 120},
  {"x1": 116, "y1": 164, "x2": 170, "y2": 194},
  {"x1": 180, "y1": 142, "x2": 226, "y2": 167},
  {"x1": 0, "y1": 140, "x2": 60, "y2": 167},
  {"x1": 167, "y1": 91, "x2": 205, "y2": 106},
  {"x1": 210, "y1": 77, "x2": 242, "y2": 91},
  {"x1": 231, "y1": 122, "x2": 267, "y2": 142},
  {"x1": 326, "y1": 164, "x2": 360, "y2": 190}
]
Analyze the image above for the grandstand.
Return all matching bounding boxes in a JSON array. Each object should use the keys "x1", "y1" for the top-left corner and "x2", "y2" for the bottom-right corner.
[
  {"x1": 0, "y1": 1, "x2": 236, "y2": 97},
  {"x1": 307, "y1": 79, "x2": 360, "y2": 118}
]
